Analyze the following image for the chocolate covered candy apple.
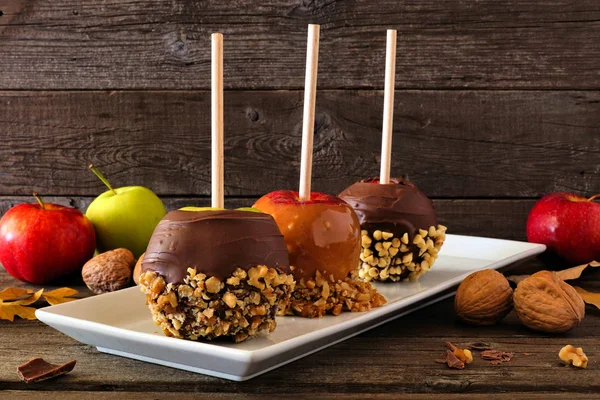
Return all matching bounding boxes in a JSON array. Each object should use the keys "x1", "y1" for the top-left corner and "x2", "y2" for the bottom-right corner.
[
  {"x1": 254, "y1": 191, "x2": 386, "y2": 318},
  {"x1": 139, "y1": 209, "x2": 295, "y2": 342},
  {"x1": 339, "y1": 177, "x2": 446, "y2": 282},
  {"x1": 139, "y1": 33, "x2": 294, "y2": 343}
]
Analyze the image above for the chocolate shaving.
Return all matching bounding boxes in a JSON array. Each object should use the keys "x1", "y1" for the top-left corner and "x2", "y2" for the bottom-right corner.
[
  {"x1": 468, "y1": 342, "x2": 493, "y2": 351},
  {"x1": 481, "y1": 350, "x2": 513, "y2": 365},
  {"x1": 436, "y1": 343, "x2": 465, "y2": 369},
  {"x1": 17, "y1": 358, "x2": 76, "y2": 383},
  {"x1": 446, "y1": 350, "x2": 465, "y2": 369},
  {"x1": 445, "y1": 342, "x2": 458, "y2": 351},
  {"x1": 481, "y1": 350, "x2": 503, "y2": 360}
]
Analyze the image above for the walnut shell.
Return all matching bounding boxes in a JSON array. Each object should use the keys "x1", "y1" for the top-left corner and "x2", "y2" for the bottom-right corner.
[
  {"x1": 82, "y1": 248, "x2": 134, "y2": 294},
  {"x1": 513, "y1": 270, "x2": 584, "y2": 333},
  {"x1": 454, "y1": 269, "x2": 513, "y2": 325}
]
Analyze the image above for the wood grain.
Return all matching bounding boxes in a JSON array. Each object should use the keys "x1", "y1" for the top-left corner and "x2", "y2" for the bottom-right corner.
[
  {"x1": 5, "y1": 394, "x2": 600, "y2": 400},
  {"x1": 0, "y1": 0, "x2": 599, "y2": 90},
  {"x1": 0, "y1": 261, "x2": 598, "y2": 396},
  {"x1": 1, "y1": 90, "x2": 598, "y2": 198},
  {"x1": 0, "y1": 196, "x2": 535, "y2": 241}
]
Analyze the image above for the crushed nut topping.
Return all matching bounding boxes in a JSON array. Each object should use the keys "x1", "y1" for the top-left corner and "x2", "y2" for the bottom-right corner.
[
  {"x1": 282, "y1": 270, "x2": 386, "y2": 318},
  {"x1": 140, "y1": 266, "x2": 295, "y2": 342},
  {"x1": 358, "y1": 225, "x2": 446, "y2": 282}
]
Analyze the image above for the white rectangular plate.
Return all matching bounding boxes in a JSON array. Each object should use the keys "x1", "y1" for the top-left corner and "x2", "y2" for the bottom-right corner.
[{"x1": 36, "y1": 234, "x2": 545, "y2": 381}]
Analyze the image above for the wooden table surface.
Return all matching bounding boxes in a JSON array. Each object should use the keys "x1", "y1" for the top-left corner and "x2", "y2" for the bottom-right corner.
[{"x1": 1, "y1": 257, "x2": 599, "y2": 399}]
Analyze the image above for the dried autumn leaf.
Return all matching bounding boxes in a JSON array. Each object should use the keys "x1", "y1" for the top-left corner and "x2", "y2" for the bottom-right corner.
[
  {"x1": 507, "y1": 274, "x2": 529, "y2": 285},
  {"x1": 42, "y1": 288, "x2": 78, "y2": 305},
  {"x1": 0, "y1": 303, "x2": 37, "y2": 322},
  {"x1": 0, "y1": 289, "x2": 43, "y2": 322},
  {"x1": 573, "y1": 287, "x2": 600, "y2": 309},
  {"x1": 14, "y1": 289, "x2": 44, "y2": 306},
  {"x1": 556, "y1": 261, "x2": 600, "y2": 281},
  {"x1": 508, "y1": 261, "x2": 600, "y2": 285},
  {"x1": 0, "y1": 287, "x2": 33, "y2": 301},
  {"x1": 0, "y1": 286, "x2": 79, "y2": 322}
]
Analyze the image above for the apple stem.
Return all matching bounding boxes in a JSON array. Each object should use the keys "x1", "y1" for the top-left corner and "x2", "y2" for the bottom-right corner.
[
  {"x1": 89, "y1": 164, "x2": 117, "y2": 195},
  {"x1": 588, "y1": 194, "x2": 600, "y2": 202},
  {"x1": 33, "y1": 192, "x2": 45, "y2": 210}
]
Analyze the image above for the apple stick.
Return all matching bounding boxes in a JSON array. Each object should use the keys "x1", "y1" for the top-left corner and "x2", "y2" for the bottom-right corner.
[
  {"x1": 298, "y1": 24, "x2": 320, "y2": 201},
  {"x1": 211, "y1": 32, "x2": 225, "y2": 209},
  {"x1": 379, "y1": 29, "x2": 397, "y2": 185}
]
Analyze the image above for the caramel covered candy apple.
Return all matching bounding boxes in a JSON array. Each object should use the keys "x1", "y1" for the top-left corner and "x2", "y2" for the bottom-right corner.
[
  {"x1": 339, "y1": 177, "x2": 446, "y2": 282},
  {"x1": 254, "y1": 190, "x2": 386, "y2": 318},
  {"x1": 139, "y1": 209, "x2": 294, "y2": 343}
]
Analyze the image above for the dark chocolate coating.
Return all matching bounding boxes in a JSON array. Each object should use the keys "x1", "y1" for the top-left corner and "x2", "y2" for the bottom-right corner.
[
  {"x1": 142, "y1": 210, "x2": 291, "y2": 284},
  {"x1": 338, "y1": 177, "x2": 437, "y2": 240}
]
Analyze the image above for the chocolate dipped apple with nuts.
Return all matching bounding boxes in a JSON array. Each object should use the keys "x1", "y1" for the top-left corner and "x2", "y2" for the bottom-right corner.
[
  {"x1": 339, "y1": 177, "x2": 446, "y2": 282},
  {"x1": 139, "y1": 209, "x2": 295, "y2": 343}
]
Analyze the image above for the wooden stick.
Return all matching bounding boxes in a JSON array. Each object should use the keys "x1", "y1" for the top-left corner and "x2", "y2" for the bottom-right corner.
[
  {"x1": 211, "y1": 32, "x2": 224, "y2": 208},
  {"x1": 299, "y1": 24, "x2": 320, "y2": 201},
  {"x1": 379, "y1": 29, "x2": 397, "y2": 184}
]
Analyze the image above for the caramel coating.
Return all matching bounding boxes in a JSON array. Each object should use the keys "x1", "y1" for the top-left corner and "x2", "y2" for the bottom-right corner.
[{"x1": 254, "y1": 192, "x2": 361, "y2": 281}]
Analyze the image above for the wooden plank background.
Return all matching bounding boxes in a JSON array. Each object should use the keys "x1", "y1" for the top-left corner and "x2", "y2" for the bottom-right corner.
[
  {"x1": 1, "y1": 0, "x2": 599, "y2": 242},
  {"x1": 0, "y1": 1, "x2": 599, "y2": 90}
]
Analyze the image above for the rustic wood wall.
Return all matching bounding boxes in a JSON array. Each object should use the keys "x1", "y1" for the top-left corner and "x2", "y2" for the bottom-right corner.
[{"x1": 1, "y1": 0, "x2": 599, "y2": 240}]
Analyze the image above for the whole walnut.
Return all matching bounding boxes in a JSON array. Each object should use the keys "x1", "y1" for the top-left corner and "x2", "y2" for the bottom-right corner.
[
  {"x1": 82, "y1": 248, "x2": 135, "y2": 294},
  {"x1": 513, "y1": 270, "x2": 584, "y2": 333},
  {"x1": 454, "y1": 269, "x2": 513, "y2": 325}
]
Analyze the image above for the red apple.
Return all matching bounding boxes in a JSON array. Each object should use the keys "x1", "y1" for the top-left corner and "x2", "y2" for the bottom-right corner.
[
  {"x1": 526, "y1": 192, "x2": 600, "y2": 265},
  {"x1": 253, "y1": 190, "x2": 361, "y2": 281},
  {"x1": 0, "y1": 194, "x2": 96, "y2": 284}
]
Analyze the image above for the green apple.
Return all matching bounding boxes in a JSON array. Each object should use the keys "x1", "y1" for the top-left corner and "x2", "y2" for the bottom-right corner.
[
  {"x1": 236, "y1": 207, "x2": 263, "y2": 213},
  {"x1": 179, "y1": 206, "x2": 225, "y2": 211},
  {"x1": 86, "y1": 165, "x2": 167, "y2": 258}
]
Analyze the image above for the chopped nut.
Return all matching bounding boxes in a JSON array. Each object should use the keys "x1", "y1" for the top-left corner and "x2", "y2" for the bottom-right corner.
[
  {"x1": 223, "y1": 292, "x2": 237, "y2": 308},
  {"x1": 401, "y1": 233, "x2": 409, "y2": 244},
  {"x1": 205, "y1": 276, "x2": 222, "y2": 293},
  {"x1": 361, "y1": 235, "x2": 372, "y2": 247},
  {"x1": 381, "y1": 231, "x2": 393, "y2": 240},
  {"x1": 373, "y1": 230, "x2": 383, "y2": 240},
  {"x1": 559, "y1": 345, "x2": 588, "y2": 368},
  {"x1": 226, "y1": 276, "x2": 240, "y2": 286},
  {"x1": 453, "y1": 348, "x2": 473, "y2": 364}
]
